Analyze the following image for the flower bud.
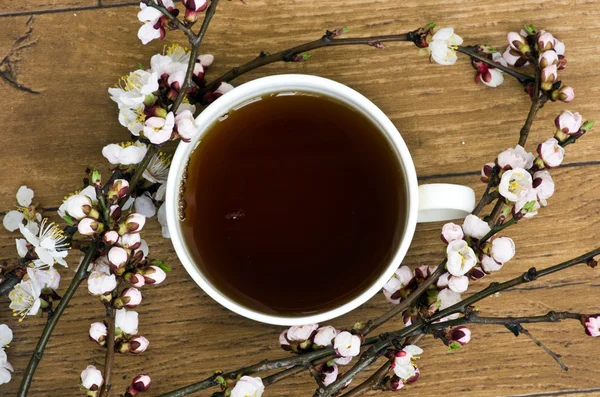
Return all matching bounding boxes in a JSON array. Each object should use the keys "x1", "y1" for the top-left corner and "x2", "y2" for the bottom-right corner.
[
  {"x1": 108, "y1": 179, "x2": 129, "y2": 201},
  {"x1": 468, "y1": 265, "x2": 487, "y2": 280},
  {"x1": 507, "y1": 32, "x2": 529, "y2": 53},
  {"x1": 490, "y1": 237, "x2": 515, "y2": 264},
  {"x1": 108, "y1": 246, "x2": 129, "y2": 275},
  {"x1": 78, "y1": 217, "x2": 104, "y2": 236},
  {"x1": 119, "y1": 213, "x2": 146, "y2": 235},
  {"x1": 114, "y1": 287, "x2": 142, "y2": 309},
  {"x1": 81, "y1": 365, "x2": 103, "y2": 391},
  {"x1": 65, "y1": 194, "x2": 94, "y2": 220},
  {"x1": 139, "y1": 265, "x2": 166, "y2": 285},
  {"x1": 124, "y1": 272, "x2": 146, "y2": 288},
  {"x1": 321, "y1": 363, "x2": 339, "y2": 386},
  {"x1": 197, "y1": 53, "x2": 214, "y2": 68},
  {"x1": 182, "y1": 0, "x2": 207, "y2": 22},
  {"x1": 555, "y1": 111, "x2": 583, "y2": 137},
  {"x1": 557, "y1": 54, "x2": 567, "y2": 70},
  {"x1": 89, "y1": 322, "x2": 107, "y2": 346},
  {"x1": 279, "y1": 330, "x2": 291, "y2": 351},
  {"x1": 115, "y1": 308, "x2": 139, "y2": 336},
  {"x1": 584, "y1": 315, "x2": 600, "y2": 337},
  {"x1": 286, "y1": 324, "x2": 319, "y2": 343},
  {"x1": 537, "y1": 51, "x2": 557, "y2": 70},
  {"x1": 446, "y1": 326, "x2": 472, "y2": 346},
  {"x1": 480, "y1": 162, "x2": 495, "y2": 183},
  {"x1": 103, "y1": 230, "x2": 119, "y2": 245},
  {"x1": 537, "y1": 31, "x2": 555, "y2": 51},
  {"x1": 540, "y1": 65, "x2": 558, "y2": 91},
  {"x1": 387, "y1": 375, "x2": 405, "y2": 391},
  {"x1": 481, "y1": 254, "x2": 503, "y2": 273},
  {"x1": 537, "y1": 138, "x2": 565, "y2": 168},
  {"x1": 313, "y1": 326, "x2": 338, "y2": 348},
  {"x1": 119, "y1": 233, "x2": 142, "y2": 250},
  {"x1": 502, "y1": 47, "x2": 529, "y2": 67},
  {"x1": 109, "y1": 204, "x2": 121, "y2": 221},
  {"x1": 120, "y1": 335, "x2": 149, "y2": 354},
  {"x1": 128, "y1": 374, "x2": 151, "y2": 394},
  {"x1": 87, "y1": 270, "x2": 117, "y2": 296},
  {"x1": 441, "y1": 222, "x2": 464, "y2": 244},
  {"x1": 557, "y1": 85, "x2": 575, "y2": 103}
]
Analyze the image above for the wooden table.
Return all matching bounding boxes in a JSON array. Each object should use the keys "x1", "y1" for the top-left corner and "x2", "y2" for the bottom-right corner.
[{"x1": 1, "y1": 0, "x2": 600, "y2": 395}]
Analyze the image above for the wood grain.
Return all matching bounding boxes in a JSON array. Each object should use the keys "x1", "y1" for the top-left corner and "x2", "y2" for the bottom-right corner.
[{"x1": 1, "y1": 0, "x2": 600, "y2": 396}]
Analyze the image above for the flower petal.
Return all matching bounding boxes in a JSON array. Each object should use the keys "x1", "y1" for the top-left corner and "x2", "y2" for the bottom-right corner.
[
  {"x1": 35, "y1": 247, "x2": 55, "y2": 266},
  {"x1": 16, "y1": 186, "x2": 34, "y2": 206},
  {"x1": 3, "y1": 211, "x2": 24, "y2": 232}
]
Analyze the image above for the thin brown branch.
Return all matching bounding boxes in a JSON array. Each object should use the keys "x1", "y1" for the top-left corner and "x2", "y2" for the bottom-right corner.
[
  {"x1": 456, "y1": 45, "x2": 534, "y2": 85},
  {"x1": 262, "y1": 366, "x2": 306, "y2": 387},
  {"x1": 488, "y1": 198, "x2": 506, "y2": 226},
  {"x1": 17, "y1": 241, "x2": 100, "y2": 397},
  {"x1": 99, "y1": 307, "x2": 117, "y2": 397},
  {"x1": 199, "y1": 31, "x2": 415, "y2": 98},
  {"x1": 170, "y1": 0, "x2": 220, "y2": 112},
  {"x1": 340, "y1": 361, "x2": 391, "y2": 397},
  {"x1": 519, "y1": 325, "x2": 568, "y2": 371},
  {"x1": 518, "y1": 65, "x2": 543, "y2": 146}
]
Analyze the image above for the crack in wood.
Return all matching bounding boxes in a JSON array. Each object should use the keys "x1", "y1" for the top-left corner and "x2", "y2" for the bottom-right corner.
[{"x1": 0, "y1": 16, "x2": 40, "y2": 94}]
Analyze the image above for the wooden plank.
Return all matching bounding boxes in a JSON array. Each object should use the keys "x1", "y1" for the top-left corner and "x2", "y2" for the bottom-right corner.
[
  {"x1": 0, "y1": 0, "x2": 97, "y2": 15},
  {"x1": 0, "y1": 0, "x2": 600, "y2": 396}
]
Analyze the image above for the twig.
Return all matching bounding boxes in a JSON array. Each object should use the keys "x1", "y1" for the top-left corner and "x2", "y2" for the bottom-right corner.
[
  {"x1": 519, "y1": 325, "x2": 568, "y2": 371},
  {"x1": 199, "y1": 31, "x2": 415, "y2": 97},
  {"x1": 456, "y1": 45, "x2": 534, "y2": 85},
  {"x1": 518, "y1": 62, "x2": 542, "y2": 147},
  {"x1": 479, "y1": 216, "x2": 517, "y2": 244},
  {"x1": 171, "y1": 0, "x2": 220, "y2": 112},
  {"x1": 17, "y1": 241, "x2": 100, "y2": 397},
  {"x1": 340, "y1": 361, "x2": 391, "y2": 397},
  {"x1": 262, "y1": 365, "x2": 306, "y2": 387},
  {"x1": 118, "y1": 145, "x2": 158, "y2": 207},
  {"x1": 487, "y1": 198, "x2": 506, "y2": 226},
  {"x1": 99, "y1": 306, "x2": 117, "y2": 397}
]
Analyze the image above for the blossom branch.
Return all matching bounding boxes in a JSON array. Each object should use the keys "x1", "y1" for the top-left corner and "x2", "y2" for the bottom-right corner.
[
  {"x1": 144, "y1": 1, "x2": 197, "y2": 41},
  {"x1": 359, "y1": 260, "x2": 446, "y2": 336},
  {"x1": 456, "y1": 45, "x2": 534, "y2": 85},
  {"x1": 518, "y1": 325, "x2": 568, "y2": 371},
  {"x1": 17, "y1": 241, "x2": 100, "y2": 397},
  {"x1": 340, "y1": 361, "x2": 391, "y2": 397},
  {"x1": 198, "y1": 30, "x2": 419, "y2": 98},
  {"x1": 518, "y1": 65, "x2": 543, "y2": 146}
]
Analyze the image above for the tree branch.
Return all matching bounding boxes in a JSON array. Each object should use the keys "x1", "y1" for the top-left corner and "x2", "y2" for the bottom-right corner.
[
  {"x1": 17, "y1": 241, "x2": 100, "y2": 397},
  {"x1": 519, "y1": 325, "x2": 569, "y2": 371},
  {"x1": 199, "y1": 31, "x2": 415, "y2": 98},
  {"x1": 518, "y1": 65, "x2": 543, "y2": 146},
  {"x1": 99, "y1": 307, "x2": 116, "y2": 397},
  {"x1": 456, "y1": 45, "x2": 534, "y2": 85}
]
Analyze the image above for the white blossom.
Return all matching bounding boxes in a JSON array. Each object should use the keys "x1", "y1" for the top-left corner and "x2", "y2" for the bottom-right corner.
[
  {"x1": 19, "y1": 220, "x2": 69, "y2": 267},
  {"x1": 392, "y1": 345, "x2": 423, "y2": 381},
  {"x1": 3, "y1": 186, "x2": 41, "y2": 234},
  {"x1": 102, "y1": 141, "x2": 148, "y2": 165},
  {"x1": 441, "y1": 222, "x2": 464, "y2": 244},
  {"x1": 448, "y1": 275, "x2": 469, "y2": 293},
  {"x1": 428, "y1": 28, "x2": 463, "y2": 65},
  {"x1": 497, "y1": 145, "x2": 535, "y2": 170},
  {"x1": 81, "y1": 365, "x2": 103, "y2": 390},
  {"x1": 157, "y1": 203, "x2": 170, "y2": 238},
  {"x1": 462, "y1": 214, "x2": 491, "y2": 240},
  {"x1": 115, "y1": 308, "x2": 139, "y2": 335},
  {"x1": 334, "y1": 331, "x2": 361, "y2": 358},
  {"x1": 537, "y1": 138, "x2": 565, "y2": 168},
  {"x1": 230, "y1": 376, "x2": 264, "y2": 397},
  {"x1": 313, "y1": 326, "x2": 338, "y2": 348},
  {"x1": 490, "y1": 237, "x2": 515, "y2": 264},
  {"x1": 446, "y1": 240, "x2": 478, "y2": 276},
  {"x1": 533, "y1": 170, "x2": 555, "y2": 205},
  {"x1": 0, "y1": 324, "x2": 13, "y2": 348},
  {"x1": 143, "y1": 112, "x2": 175, "y2": 144},
  {"x1": 29, "y1": 266, "x2": 61, "y2": 290},
  {"x1": 87, "y1": 267, "x2": 117, "y2": 296},
  {"x1": 142, "y1": 152, "x2": 170, "y2": 184},
  {"x1": 499, "y1": 168, "x2": 533, "y2": 202},
  {"x1": 286, "y1": 324, "x2": 318, "y2": 342},
  {"x1": 514, "y1": 189, "x2": 540, "y2": 218},
  {"x1": 9, "y1": 270, "x2": 42, "y2": 319},
  {"x1": 437, "y1": 288, "x2": 461, "y2": 321},
  {"x1": 134, "y1": 193, "x2": 157, "y2": 218}
]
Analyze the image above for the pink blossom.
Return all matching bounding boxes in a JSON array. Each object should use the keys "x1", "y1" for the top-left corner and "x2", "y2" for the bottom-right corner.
[
  {"x1": 313, "y1": 326, "x2": 338, "y2": 348},
  {"x1": 119, "y1": 287, "x2": 143, "y2": 308},
  {"x1": 441, "y1": 222, "x2": 464, "y2": 244},
  {"x1": 103, "y1": 230, "x2": 119, "y2": 245},
  {"x1": 78, "y1": 218, "x2": 102, "y2": 236},
  {"x1": 533, "y1": 170, "x2": 555, "y2": 205},
  {"x1": 128, "y1": 335, "x2": 150, "y2": 354},
  {"x1": 555, "y1": 111, "x2": 583, "y2": 135},
  {"x1": 537, "y1": 138, "x2": 565, "y2": 168},
  {"x1": 392, "y1": 345, "x2": 423, "y2": 381},
  {"x1": 502, "y1": 46, "x2": 529, "y2": 67},
  {"x1": 321, "y1": 364, "x2": 339, "y2": 386},
  {"x1": 540, "y1": 65, "x2": 558, "y2": 88},
  {"x1": 143, "y1": 113, "x2": 175, "y2": 145},
  {"x1": 507, "y1": 32, "x2": 527, "y2": 52},
  {"x1": 499, "y1": 168, "x2": 533, "y2": 202},
  {"x1": 108, "y1": 246, "x2": 129, "y2": 273},
  {"x1": 287, "y1": 324, "x2": 318, "y2": 342},
  {"x1": 129, "y1": 374, "x2": 152, "y2": 393},
  {"x1": 539, "y1": 50, "x2": 558, "y2": 69},
  {"x1": 537, "y1": 31, "x2": 555, "y2": 51},
  {"x1": 584, "y1": 316, "x2": 600, "y2": 337},
  {"x1": 140, "y1": 266, "x2": 166, "y2": 285},
  {"x1": 558, "y1": 86, "x2": 575, "y2": 102},
  {"x1": 89, "y1": 322, "x2": 107, "y2": 346},
  {"x1": 120, "y1": 213, "x2": 146, "y2": 234},
  {"x1": 497, "y1": 145, "x2": 535, "y2": 170},
  {"x1": 481, "y1": 162, "x2": 495, "y2": 183},
  {"x1": 447, "y1": 326, "x2": 471, "y2": 345}
]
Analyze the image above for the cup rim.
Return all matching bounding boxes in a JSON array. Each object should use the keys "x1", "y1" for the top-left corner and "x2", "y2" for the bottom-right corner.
[{"x1": 165, "y1": 74, "x2": 419, "y2": 326}]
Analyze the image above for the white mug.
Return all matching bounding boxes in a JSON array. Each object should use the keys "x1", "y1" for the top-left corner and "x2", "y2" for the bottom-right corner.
[{"x1": 165, "y1": 74, "x2": 475, "y2": 326}]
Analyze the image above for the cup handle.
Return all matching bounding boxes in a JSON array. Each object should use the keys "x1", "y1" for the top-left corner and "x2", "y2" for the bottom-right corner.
[{"x1": 417, "y1": 184, "x2": 476, "y2": 223}]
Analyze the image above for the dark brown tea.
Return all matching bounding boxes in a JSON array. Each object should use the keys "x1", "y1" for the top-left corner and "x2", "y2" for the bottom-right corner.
[{"x1": 181, "y1": 93, "x2": 407, "y2": 316}]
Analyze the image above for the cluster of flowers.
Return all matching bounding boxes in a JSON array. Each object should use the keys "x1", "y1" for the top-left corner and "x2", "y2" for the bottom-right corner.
[
  {"x1": 505, "y1": 27, "x2": 573, "y2": 101},
  {"x1": 55, "y1": 175, "x2": 167, "y2": 395},
  {"x1": 138, "y1": 0, "x2": 208, "y2": 44},
  {"x1": 108, "y1": 44, "x2": 230, "y2": 146},
  {"x1": 81, "y1": 366, "x2": 151, "y2": 397}
]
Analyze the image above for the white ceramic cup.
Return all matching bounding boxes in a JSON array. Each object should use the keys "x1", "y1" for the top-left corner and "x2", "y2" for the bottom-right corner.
[{"x1": 166, "y1": 74, "x2": 475, "y2": 326}]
